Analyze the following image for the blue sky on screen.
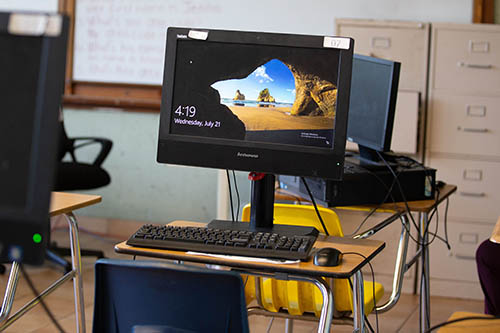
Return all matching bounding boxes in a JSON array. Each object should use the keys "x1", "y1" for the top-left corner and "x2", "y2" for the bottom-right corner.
[{"x1": 211, "y1": 59, "x2": 296, "y2": 104}]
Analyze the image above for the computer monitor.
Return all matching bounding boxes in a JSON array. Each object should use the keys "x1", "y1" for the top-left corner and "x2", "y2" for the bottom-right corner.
[
  {"x1": 0, "y1": 12, "x2": 69, "y2": 265},
  {"x1": 158, "y1": 27, "x2": 353, "y2": 232},
  {"x1": 345, "y1": 54, "x2": 401, "y2": 168}
]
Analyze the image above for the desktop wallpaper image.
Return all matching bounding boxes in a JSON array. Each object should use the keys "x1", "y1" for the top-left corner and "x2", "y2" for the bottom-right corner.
[
  {"x1": 211, "y1": 59, "x2": 336, "y2": 133},
  {"x1": 170, "y1": 40, "x2": 340, "y2": 148}
]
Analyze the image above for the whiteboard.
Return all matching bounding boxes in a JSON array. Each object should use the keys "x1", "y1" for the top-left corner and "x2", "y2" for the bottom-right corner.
[
  {"x1": 73, "y1": 0, "x2": 473, "y2": 85},
  {"x1": 0, "y1": 0, "x2": 58, "y2": 12}
]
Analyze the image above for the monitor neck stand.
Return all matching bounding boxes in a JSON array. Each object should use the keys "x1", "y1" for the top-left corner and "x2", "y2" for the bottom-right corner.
[
  {"x1": 345, "y1": 145, "x2": 397, "y2": 171},
  {"x1": 207, "y1": 173, "x2": 318, "y2": 237}
]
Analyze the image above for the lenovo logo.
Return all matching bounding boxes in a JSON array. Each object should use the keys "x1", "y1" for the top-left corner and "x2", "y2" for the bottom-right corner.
[{"x1": 237, "y1": 152, "x2": 259, "y2": 159}]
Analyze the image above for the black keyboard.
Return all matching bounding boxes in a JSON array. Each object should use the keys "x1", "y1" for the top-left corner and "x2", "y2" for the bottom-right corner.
[{"x1": 126, "y1": 224, "x2": 318, "y2": 261}]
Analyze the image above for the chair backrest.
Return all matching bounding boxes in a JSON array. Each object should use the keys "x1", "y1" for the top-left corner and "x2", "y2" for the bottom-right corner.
[
  {"x1": 241, "y1": 203, "x2": 343, "y2": 237},
  {"x1": 241, "y1": 203, "x2": 356, "y2": 315},
  {"x1": 93, "y1": 259, "x2": 249, "y2": 333}
]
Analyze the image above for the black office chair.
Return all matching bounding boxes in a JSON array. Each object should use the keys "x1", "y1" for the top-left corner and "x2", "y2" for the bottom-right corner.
[
  {"x1": 54, "y1": 119, "x2": 112, "y2": 191},
  {"x1": 92, "y1": 259, "x2": 250, "y2": 332},
  {"x1": 48, "y1": 120, "x2": 113, "y2": 270}
]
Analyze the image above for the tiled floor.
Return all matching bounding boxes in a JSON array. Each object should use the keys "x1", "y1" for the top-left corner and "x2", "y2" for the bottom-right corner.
[{"x1": 0, "y1": 216, "x2": 484, "y2": 332}]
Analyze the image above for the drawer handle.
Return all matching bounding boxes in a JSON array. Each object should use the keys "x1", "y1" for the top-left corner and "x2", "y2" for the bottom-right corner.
[
  {"x1": 371, "y1": 36, "x2": 391, "y2": 49},
  {"x1": 466, "y1": 105, "x2": 486, "y2": 117},
  {"x1": 455, "y1": 254, "x2": 476, "y2": 261},
  {"x1": 459, "y1": 191, "x2": 485, "y2": 197},
  {"x1": 457, "y1": 62, "x2": 493, "y2": 69},
  {"x1": 458, "y1": 127, "x2": 488, "y2": 133}
]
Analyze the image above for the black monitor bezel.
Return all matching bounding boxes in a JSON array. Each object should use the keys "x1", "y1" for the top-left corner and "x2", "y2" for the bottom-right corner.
[
  {"x1": 346, "y1": 54, "x2": 401, "y2": 153},
  {"x1": 158, "y1": 27, "x2": 354, "y2": 180},
  {"x1": 0, "y1": 12, "x2": 69, "y2": 265}
]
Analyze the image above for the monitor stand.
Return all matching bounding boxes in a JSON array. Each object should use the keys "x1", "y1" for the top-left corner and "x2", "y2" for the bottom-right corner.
[
  {"x1": 345, "y1": 145, "x2": 397, "y2": 171},
  {"x1": 207, "y1": 173, "x2": 318, "y2": 237}
]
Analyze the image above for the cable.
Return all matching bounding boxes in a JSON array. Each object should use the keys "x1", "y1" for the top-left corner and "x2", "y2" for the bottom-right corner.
[
  {"x1": 344, "y1": 252, "x2": 379, "y2": 333},
  {"x1": 300, "y1": 177, "x2": 329, "y2": 235},
  {"x1": 19, "y1": 264, "x2": 66, "y2": 333},
  {"x1": 376, "y1": 151, "x2": 448, "y2": 249},
  {"x1": 226, "y1": 170, "x2": 235, "y2": 222},
  {"x1": 231, "y1": 170, "x2": 241, "y2": 220},
  {"x1": 443, "y1": 197, "x2": 451, "y2": 250},
  {"x1": 425, "y1": 315, "x2": 500, "y2": 332},
  {"x1": 265, "y1": 317, "x2": 275, "y2": 333},
  {"x1": 343, "y1": 158, "x2": 403, "y2": 237}
]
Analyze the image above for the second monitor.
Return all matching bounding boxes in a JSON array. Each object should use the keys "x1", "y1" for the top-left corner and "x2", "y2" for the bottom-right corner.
[
  {"x1": 346, "y1": 54, "x2": 401, "y2": 168},
  {"x1": 157, "y1": 27, "x2": 353, "y2": 233}
]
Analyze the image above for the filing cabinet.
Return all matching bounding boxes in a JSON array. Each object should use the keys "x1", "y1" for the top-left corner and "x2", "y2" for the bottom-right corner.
[
  {"x1": 427, "y1": 23, "x2": 500, "y2": 299},
  {"x1": 336, "y1": 19, "x2": 500, "y2": 299},
  {"x1": 333, "y1": 19, "x2": 430, "y2": 294},
  {"x1": 336, "y1": 19, "x2": 430, "y2": 157}
]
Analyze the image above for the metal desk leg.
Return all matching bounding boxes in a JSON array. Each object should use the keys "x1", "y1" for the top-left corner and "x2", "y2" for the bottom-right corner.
[
  {"x1": 0, "y1": 262, "x2": 20, "y2": 325},
  {"x1": 419, "y1": 212, "x2": 430, "y2": 333},
  {"x1": 299, "y1": 276, "x2": 333, "y2": 333},
  {"x1": 65, "y1": 212, "x2": 86, "y2": 333},
  {"x1": 352, "y1": 271, "x2": 365, "y2": 333}
]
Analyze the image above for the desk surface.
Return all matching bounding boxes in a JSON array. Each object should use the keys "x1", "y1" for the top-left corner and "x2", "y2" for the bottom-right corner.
[
  {"x1": 115, "y1": 221, "x2": 385, "y2": 279},
  {"x1": 50, "y1": 192, "x2": 102, "y2": 216},
  {"x1": 438, "y1": 311, "x2": 500, "y2": 332},
  {"x1": 277, "y1": 184, "x2": 457, "y2": 214}
]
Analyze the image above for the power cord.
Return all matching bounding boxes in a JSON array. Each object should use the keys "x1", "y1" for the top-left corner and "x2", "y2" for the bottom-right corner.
[
  {"x1": 376, "y1": 151, "x2": 450, "y2": 249},
  {"x1": 19, "y1": 264, "x2": 66, "y2": 333},
  {"x1": 226, "y1": 170, "x2": 235, "y2": 222},
  {"x1": 232, "y1": 170, "x2": 241, "y2": 221},
  {"x1": 300, "y1": 177, "x2": 330, "y2": 235}
]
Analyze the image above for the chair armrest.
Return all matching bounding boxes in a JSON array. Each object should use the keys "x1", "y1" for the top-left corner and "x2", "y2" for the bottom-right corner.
[{"x1": 70, "y1": 137, "x2": 113, "y2": 167}]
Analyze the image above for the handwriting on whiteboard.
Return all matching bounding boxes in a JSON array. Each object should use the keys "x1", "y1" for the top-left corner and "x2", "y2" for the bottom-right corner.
[{"x1": 73, "y1": 0, "x2": 221, "y2": 85}]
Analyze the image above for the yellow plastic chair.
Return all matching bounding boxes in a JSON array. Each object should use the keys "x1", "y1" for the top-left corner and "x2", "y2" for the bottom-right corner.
[{"x1": 242, "y1": 203, "x2": 384, "y2": 318}]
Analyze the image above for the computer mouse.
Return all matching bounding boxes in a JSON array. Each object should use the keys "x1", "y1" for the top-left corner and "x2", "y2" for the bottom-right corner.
[{"x1": 313, "y1": 247, "x2": 343, "y2": 267}]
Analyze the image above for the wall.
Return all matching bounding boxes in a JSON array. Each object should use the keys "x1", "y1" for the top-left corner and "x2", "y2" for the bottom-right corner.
[
  {"x1": 496, "y1": 0, "x2": 500, "y2": 23},
  {"x1": 66, "y1": 0, "x2": 475, "y2": 224},
  {"x1": 5, "y1": 0, "x2": 476, "y2": 224},
  {"x1": 0, "y1": 0, "x2": 58, "y2": 12}
]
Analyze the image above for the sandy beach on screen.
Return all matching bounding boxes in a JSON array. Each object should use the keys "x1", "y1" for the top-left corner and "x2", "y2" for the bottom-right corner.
[{"x1": 228, "y1": 105, "x2": 334, "y2": 131}]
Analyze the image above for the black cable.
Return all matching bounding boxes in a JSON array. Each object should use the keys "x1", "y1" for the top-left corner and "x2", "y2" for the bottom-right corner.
[
  {"x1": 443, "y1": 197, "x2": 451, "y2": 250},
  {"x1": 425, "y1": 315, "x2": 500, "y2": 332},
  {"x1": 344, "y1": 252, "x2": 379, "y2": 333},
  {"x1": 376, "y1": 151, "x2": 448, "y2": 249},
  {"x1": 231, "y1": 170, "x2": 241, "y2": 221},
  {"x1": 300, "y1": 177, "x2": 329, "y2": 235},
  {"x1": 226, "y1": 170, "x2": 235, "y2": 222},
  {"x1": 20, "y1": 264, "x2": 66, "y2": 333}
]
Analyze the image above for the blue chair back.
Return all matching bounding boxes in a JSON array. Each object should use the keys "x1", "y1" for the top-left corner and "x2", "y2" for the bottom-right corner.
[{"x1": 93, "y1": 259, "x2": 249, "y2": 333}]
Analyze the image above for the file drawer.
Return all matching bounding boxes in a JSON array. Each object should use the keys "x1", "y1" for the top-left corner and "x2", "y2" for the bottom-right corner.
[
  {"x1": 428, "y1": 156, "x2": 500, "y2": 221},
  {"x1": 432, "y1": 25, "x2": 500, "y2": 93},
  {"x1": 430, "y1": 219, "x2": 492, "y2": 283},
  {"x1": 336, "y1": 22, "x2": 428, "y2": 91},
  {"x1": 428, "y1": 93, "x2": 500, "y2": 157}
]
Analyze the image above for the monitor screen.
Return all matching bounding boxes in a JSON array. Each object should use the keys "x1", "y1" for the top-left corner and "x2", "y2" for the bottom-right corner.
[
  {"x1": 158, "y1": 28, "x2": 353, "y2": 180},
  {"x1": 0, "y1": 12, "x2": 68, "y2": 265},
  {"x1": 346, "y1": 54, "x2": 400, "y2": 157}
]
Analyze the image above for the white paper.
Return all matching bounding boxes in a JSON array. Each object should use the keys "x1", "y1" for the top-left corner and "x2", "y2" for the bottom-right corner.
[
  {"x1": 187, "y1": 251, "x2": 300, "y2": 264},
  {"x1": 188, "y1": 30, "x2": 209, "y2": 40},
  {"x1": 323, "y1": 36, "x2": 350, "y2": 50}
]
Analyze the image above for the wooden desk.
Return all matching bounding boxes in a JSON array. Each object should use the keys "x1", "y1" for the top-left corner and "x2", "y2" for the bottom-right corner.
[
  {"x1": 278, "y1": 184, "x2": 458, "y2": 333},
  {"x1": 0, "y1": 192, "x2": 102, "y2": 333},
  {"x1": 438, "y1": 311, "x2": 500, "y2": 332},
  {"x1": 50, "y1": 191, "x2": 101, "y2": 216},
  {"x1": 116, "y1": 220, "x2": 385, "y2": 333}
]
